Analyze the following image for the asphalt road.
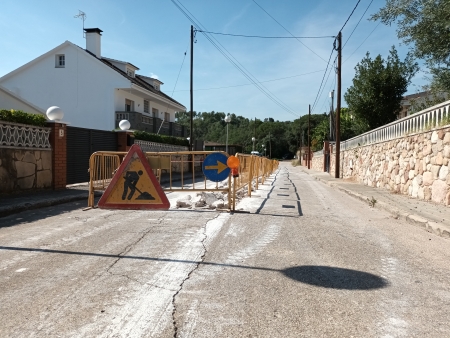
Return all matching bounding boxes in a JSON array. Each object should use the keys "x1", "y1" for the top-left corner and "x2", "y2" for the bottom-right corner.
[{"x1": 0, "y1": 164, "x2": 449, "y2": 337}]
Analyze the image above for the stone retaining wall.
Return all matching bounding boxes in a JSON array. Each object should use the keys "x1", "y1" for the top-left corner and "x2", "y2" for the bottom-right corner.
[
  {"x1": 310, "y1": 126, "x2": 450, "y2": 206},
  {"x1": 0, "y1": 148, "x2": 52, "y2": 194},
  {"x1": 337, "y1": 126, "x2": 450, "y2": 206}
]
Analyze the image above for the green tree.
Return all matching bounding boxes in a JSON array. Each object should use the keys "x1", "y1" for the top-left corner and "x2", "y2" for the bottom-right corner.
[
  {"x1": 344, "y1": 46, "x2": 418, "y2": 130},
  {"x1": 372, "y1": 0, "x2": 450, "y2": 91}
]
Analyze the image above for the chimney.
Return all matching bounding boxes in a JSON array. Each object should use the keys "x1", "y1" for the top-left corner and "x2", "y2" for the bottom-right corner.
[{"x1": 84, "y1": 28, "x2": 103, "y2": 58}]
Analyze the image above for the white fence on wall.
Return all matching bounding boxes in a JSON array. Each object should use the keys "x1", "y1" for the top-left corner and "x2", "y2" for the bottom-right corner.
[
  {"x1": 135, "y1": 139, "x2": 188, "y2": 152},
  {"x1": 0, "y1": 121, "x2": 51, "y2": 149},
  {"x1": 341, "y1": 99, "x2": 450, "y2": 150}
]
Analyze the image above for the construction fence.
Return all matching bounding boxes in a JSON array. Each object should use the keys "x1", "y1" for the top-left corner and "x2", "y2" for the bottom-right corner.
[{"x1": 88, "y1": 150, "x2": 279, "y2": 210}]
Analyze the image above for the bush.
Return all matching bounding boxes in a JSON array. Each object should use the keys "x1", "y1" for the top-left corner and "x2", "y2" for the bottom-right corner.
[
  {"x1": 133, "y1": 130, "x2": 189, "y2": 147},
  {"x1": 0, "y1": 109, "x2": 47, "y2": 127}
]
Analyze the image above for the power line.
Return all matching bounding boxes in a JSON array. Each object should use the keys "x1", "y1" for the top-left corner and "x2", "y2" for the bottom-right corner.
[
  {"x1": 251, "y1": 0, "x2": 329, "y2": 63},
  {"x1": 343, "y1": 0, "x2": 374, "y2": 49},
  {"x1": 196, "y1": 30, "x2": 335, "y2": 39},
  {"x1": 340, "y1": 0, "x2": 362, "y2": 32},
  {"x1": 344, "y1": 22, "x2": 381, "y2": 63},
  {"x1": 171, "y1": 0, "x2": 300, "y2": 117},
  {"x1": 311, "y1": 46, "x2": 335, "y2": 113},
  {"x1": 173, "y1": 69, "x2": 326, "y2": 92}
]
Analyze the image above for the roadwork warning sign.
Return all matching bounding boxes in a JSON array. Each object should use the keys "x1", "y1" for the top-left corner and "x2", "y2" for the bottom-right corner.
[{"x1": 98, "y1": 144, "x2": 170, "y2": 210}]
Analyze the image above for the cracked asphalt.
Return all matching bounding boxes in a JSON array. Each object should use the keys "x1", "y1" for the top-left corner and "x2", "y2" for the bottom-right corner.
[{"x1": 0, "y1": 163, "x2": 449, "y2": 337}]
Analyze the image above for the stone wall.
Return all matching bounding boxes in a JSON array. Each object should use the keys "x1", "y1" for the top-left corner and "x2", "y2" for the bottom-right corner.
[
  {"x1": 0, "y1": 148, "x2": 52, "y2": 194},
  {"x1": 340, "y1": 126, "x2": 450, "y2": 206}
]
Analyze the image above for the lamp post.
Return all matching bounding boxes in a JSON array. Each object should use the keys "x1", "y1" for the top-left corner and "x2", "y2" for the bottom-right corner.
[
  {"x1": 225, "y1": 114, "x2": 231, "y2": 154},
  {"x1": 251, "y1": 137, "x2": 256, "y2": 152},
  {"x1": 186, "y1": 137, "x2": 190, "y2": 150},
  {"x1": 262, "y1": 144, "x2": 266, "y2": 156}
]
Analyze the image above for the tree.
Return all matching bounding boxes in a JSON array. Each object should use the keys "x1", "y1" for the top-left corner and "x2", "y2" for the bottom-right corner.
[
  {"x1": 344, "y1": 46, "x2": 418, "y2": 129},
  {"x1": 372, "y1": 0, "x2": 450, "y2": 91}
]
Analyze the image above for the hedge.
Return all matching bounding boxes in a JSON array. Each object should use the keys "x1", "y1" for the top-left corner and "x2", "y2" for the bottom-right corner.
[
  {"x1": 133, "y1": 130, "x2": 189, "y2": 147},
  {"x1": 0, "y1": 109, "x2": 47, "y2": 127}
]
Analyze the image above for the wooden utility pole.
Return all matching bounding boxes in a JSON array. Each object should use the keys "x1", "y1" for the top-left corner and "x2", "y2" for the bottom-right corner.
[
  {"x1": 190, "y1": 25, "x2": 194, "y2": 151},
  {"x1": 308, "y1": 104, "x2": 311, "y2": 169},
  {"x1": 335, "y1": 31, "x2": 342, "y2": 178}
]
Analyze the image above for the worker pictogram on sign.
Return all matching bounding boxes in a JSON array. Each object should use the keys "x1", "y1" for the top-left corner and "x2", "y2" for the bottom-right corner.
[{"x1": 98, "y1": 144, "x2": 170, "y2": 210}]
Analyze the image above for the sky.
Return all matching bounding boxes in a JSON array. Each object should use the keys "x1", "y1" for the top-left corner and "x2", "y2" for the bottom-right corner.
[{"x1": 0, "y1": 0, "x2": 429, "y2": 122}]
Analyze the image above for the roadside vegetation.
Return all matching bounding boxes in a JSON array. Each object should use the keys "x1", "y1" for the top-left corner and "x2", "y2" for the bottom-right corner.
[{"x1": 0, "y1": 109, "x2": 47, "y2": 127}]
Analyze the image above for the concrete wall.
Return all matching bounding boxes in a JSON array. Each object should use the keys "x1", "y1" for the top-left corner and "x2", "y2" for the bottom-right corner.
[
  {"x1": 311, "y1": 125, "x2": 450, "y2": 207},
  {"x1": 0, "y1": 148, "x2": 52, "y2": 194}
]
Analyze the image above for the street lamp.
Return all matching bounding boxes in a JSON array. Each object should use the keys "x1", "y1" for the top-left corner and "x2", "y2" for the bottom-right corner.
[
  {"x1": 186, "y1": 137, "x2": 190, "y2": 150},
  {"x1": 225, "y1": 114, "x2": 231, "y2": 154},
  {"x1": 262, "y1": 144, "x2": 266, "y2": 156},
  {"x1": 252, "y1": 137, "x2": 256, "y2": 152}
]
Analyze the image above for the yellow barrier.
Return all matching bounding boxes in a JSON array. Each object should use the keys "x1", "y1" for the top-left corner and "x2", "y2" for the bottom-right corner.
[
  {"x1": 88, "y1": 151, "x2": 231, "y2": 208},
  {"x1": 88, "y1": 150, "x2": 279, "y2": 210},
  {"x1": 233, "y1": 154, "x2": 279, "y2": 198}
]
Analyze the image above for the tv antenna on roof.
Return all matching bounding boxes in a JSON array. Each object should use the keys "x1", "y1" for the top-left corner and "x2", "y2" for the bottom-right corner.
[{"x1": 74, "y1": 10, "x2": 87, "y2": 38}]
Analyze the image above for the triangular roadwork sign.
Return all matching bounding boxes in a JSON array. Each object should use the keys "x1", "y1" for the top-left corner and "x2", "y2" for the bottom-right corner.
[{"x1": 98, "y1": 144, "x2": 170, "y2": 210}]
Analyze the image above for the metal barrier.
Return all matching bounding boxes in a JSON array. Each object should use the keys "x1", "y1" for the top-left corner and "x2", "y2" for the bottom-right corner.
[
  {"x1": 88, "y1": 150, "x2": 279, "y2": 210},
  {"x1": 233, "y1": 153, "x2": 279, "y2": 197}
]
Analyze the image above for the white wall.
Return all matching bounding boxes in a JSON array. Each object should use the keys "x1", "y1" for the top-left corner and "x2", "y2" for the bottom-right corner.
[
  {"x1": 0, "y1": 87, "x2": 45, "y2": 116},
  {"x1": 1, "y1": 43, "x2": 130, "y2": 131}
]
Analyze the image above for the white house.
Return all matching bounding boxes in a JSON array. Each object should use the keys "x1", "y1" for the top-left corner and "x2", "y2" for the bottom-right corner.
[
  {"x1": 0, "y1": 84, "x2": 46, "y2": 116},
  {"x1": 0, "y1": 28, "x2": 186, "y2": 134}
]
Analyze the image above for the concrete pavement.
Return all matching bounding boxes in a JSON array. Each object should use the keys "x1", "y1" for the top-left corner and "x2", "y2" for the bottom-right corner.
[
  {"x1": 1, "y1": 164, "x2": 449, "y2": 239},
  {"x1": 296, "y1": 165, "x2": 450, "y2": 239}
]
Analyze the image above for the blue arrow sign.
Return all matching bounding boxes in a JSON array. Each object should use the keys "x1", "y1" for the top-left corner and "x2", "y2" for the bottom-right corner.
[{"x1": 202, "y1": 153, "x2": 230, "y2": 182}]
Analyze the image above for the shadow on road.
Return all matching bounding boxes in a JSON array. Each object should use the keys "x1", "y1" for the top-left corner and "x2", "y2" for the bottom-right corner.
[
  {"x1": 0, "y1": 246, "x2": 388, "y2": 290},
  {"x1": 282, "y1": 265, "x2": 389, "y2": 290}
]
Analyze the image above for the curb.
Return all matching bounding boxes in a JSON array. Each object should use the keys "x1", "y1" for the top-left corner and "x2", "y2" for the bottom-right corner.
[
  {"x1": 0, "y1": 191, "x2": 102, "y2": 219},
  {"x1": 312, "y1": 176, "x2": 450, "y2": 239}
]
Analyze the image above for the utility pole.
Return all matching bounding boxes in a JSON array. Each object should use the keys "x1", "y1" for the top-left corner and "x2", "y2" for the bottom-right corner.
[
  {"x1": 308, "y1": 104, "x2": 311, "y2": 169},
  {"x1": 335, "y1": 31, "x2": 342, "y2": 178},
  {"x1": 189, "y1": 25, "x2": 194, "y2": 151}
]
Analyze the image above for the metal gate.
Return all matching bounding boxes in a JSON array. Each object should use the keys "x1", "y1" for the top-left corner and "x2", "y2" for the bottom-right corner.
[{"x1": 67, "y1": 127, "x2": 117, "y2": 184}]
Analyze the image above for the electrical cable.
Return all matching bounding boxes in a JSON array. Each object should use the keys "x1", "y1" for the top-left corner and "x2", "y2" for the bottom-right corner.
[
  {"x1": 173, "y1": 69, "x2": 326, "y2": 92},
  {"x1": 344, "y1": 22, "x2": 381, "y2": 63},
  {"x1": 171, "y1": 0, "x2": 300, "y2": 117},
  {"x1": 314, "y1": 57, "x2": 336, "y2": 114},
  {"x1": 251, "y1": 0, "x2": 329, "y2": 63},
  {"x1": 195, "y1": 30, "x2": 335, "y2": 39},
  {"x1": 311, "y1": 46, "x2": 335, "y2": 113},
  {"x1": 343, "y1": 0, "x2": 374, "y2": 49},
  {"x1": 340, "y1": 0, "x2": 362, "y2": 32}
]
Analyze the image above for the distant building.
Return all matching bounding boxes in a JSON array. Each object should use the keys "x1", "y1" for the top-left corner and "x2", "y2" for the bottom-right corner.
[
  {"x1": 398, "y1": 91, "x2": 448, "y2": 118},
  {"x1": 0, "y1": 28, "x2": 186, "y2": 135},
  {"x1": 203, "y1": 141, "x2": 243, "y2": 155}
]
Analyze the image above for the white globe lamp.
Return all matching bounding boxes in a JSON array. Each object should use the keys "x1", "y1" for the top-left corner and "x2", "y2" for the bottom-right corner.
[
  {"x1": 46, "y1": 106, "x2": 64, "y2": 121},
  {"x1": 119, "y1": 119, "x2": 131, "y2": 131}
]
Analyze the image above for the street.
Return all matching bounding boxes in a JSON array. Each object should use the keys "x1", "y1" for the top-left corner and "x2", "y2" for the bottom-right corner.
[{"x1": 1, "y1": 163, "x2": 449, "y2": 337}]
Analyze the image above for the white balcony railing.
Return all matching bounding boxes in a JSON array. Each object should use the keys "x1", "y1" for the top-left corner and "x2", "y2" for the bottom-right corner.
[
  {"x1": 341, "y1": 99, "x2": 450, "y2": 150},
  {"x1": 0, "y1": 121, "x2": 51, "y2": 149}
]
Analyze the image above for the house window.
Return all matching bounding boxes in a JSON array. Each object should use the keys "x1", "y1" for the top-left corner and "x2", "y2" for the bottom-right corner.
[
  {"x1": 154, "y1": 84, "x2": 160, "y2": 91},
  {"x1": 164, "y1": 112, "x2": 170, "y2": 122},
  {"x1": 125, "y1": 99, "x2": 134, "y2": 112},
  {"x1": 144, "y1": 100, "x2": 149, "y2": 113},
  {"x1": 126, "y1": 68, "x2": 134, "y2": 77},
  {"x1": 55, "y1": 54, "x2": 65, "y2": 68},
  {"x1": 152, "y1": 108, "x2": 158, "y2": 118}
]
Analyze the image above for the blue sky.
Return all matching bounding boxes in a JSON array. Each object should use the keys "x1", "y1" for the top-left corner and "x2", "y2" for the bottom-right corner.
[{"x1": 0, "y1": 0, "x2": 428, "y2": 122}]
